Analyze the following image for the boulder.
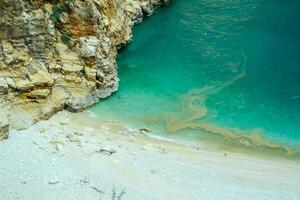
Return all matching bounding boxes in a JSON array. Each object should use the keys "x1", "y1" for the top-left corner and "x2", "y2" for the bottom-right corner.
[
  {"x1": 30, "y1": 70, "x2": 54, "y2": 87},
  {"x1": 27, "y1": 89, "x2": 51, "y2": 100},
  {"x1": 4, "y1": 77, "x2": 15, "y2": 89},
  {"x1": 62, "y1": 63, "x2": 84, "y2": 76},
  {"x1": 0, "y1": 77, "x2": 9, "y2": 94},
  {"x1": 77, "y1": 36, "x2": 99, "y2": 58},
  {"x1": 15, "y1": 78, "x2": 33, "y2": 92},
  {"x1": 140, "y1": 2, "x2": 154, "y2": 16},
  {"x1": 84, "y1": 67, "x2": 97, "y2": 81}
]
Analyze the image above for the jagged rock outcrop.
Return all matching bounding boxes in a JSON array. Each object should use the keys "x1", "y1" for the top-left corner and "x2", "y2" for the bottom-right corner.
[{"x1": 0, "y1": 0, "x2": 172, "y2": 133}]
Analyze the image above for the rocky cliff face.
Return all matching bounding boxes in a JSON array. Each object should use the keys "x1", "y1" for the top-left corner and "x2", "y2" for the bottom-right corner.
[{"x1": 0, "y1": 0, "x2": 171, "y2": 137}]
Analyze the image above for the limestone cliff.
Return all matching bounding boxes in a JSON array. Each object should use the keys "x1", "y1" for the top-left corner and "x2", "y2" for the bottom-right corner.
[{"x1": 0, "y1": 0, "x2": 171, "y2": 137}]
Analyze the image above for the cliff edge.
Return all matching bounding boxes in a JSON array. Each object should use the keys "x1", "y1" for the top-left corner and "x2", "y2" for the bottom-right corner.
[{"x1": 0, "y1": 0, "x2": 171, "y2": 136}]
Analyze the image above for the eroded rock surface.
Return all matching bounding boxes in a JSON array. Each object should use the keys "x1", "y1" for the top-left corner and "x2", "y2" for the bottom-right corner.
[
  {"x1": 0, "y1": 108, "x2": 9, "y2": 140},
  {"x1": 0, "y1": 0, "x2": 171, "y2": 131}
]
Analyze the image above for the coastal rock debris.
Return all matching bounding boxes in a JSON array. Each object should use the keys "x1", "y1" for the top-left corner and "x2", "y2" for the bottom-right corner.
[
  {"x1": 139, "y1": 127, "x2": 152, "y2": 135},
  {"x1": 0, "y1": 110, "x2": 9, "y2": 141},
  {"x1": 96, "y1": 148, "x2": 116, "y2": 156}
]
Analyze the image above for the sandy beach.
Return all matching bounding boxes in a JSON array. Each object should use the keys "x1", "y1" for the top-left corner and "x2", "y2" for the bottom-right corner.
[
  {"x1": 0, "y1": 111, "x2": 300, "y2": 200},
  {"x1": 1, "y1": 0, "x2": 300, "y2": 199}
]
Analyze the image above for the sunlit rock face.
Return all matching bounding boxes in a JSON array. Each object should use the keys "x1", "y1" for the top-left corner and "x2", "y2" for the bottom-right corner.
[{"x1": 0, "y1": 0, "x2": 172, "y2": 131}]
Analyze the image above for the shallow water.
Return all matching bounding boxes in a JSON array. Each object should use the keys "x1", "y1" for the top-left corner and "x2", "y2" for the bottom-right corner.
[{"x1": 91, "y1": 0, "x2": 300, "y2": 154}]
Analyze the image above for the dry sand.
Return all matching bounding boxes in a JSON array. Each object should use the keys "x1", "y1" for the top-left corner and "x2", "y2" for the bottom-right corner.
[{"x1": 0, "y1": 111, "x2": 300, "y2": 200}]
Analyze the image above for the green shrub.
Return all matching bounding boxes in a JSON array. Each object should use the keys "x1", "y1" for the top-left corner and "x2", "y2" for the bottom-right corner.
[
  {"x1": 49, "y1": 4, "x2": 66, "y2": 24},
  {"x1": 61, "y1": 34, "x2": 72, "y2": 49}
]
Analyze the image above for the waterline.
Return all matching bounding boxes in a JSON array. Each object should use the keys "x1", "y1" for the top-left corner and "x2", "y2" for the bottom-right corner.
[{"x1": 91, "y1": 0, "x2": 300, "y2": 157}]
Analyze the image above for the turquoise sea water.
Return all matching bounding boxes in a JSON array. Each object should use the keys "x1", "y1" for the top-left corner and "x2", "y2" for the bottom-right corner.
[{"x1": 91, "y1": 0, "x2": 300, "y2": 154}]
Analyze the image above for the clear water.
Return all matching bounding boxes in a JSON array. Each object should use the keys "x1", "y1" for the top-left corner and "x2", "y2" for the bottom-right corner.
[{"x1": 91, "y1": 0, "x2": 300, "y2": 154}]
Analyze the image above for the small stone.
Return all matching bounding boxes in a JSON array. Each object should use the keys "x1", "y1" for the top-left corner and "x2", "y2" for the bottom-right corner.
[
  {"x1": 68, "y1": 135, "x2": 81, "y2": 143},
  {"x1": 80, "y1": 177, "x2": 89, "y2": 184},
  {"x1": 73, "y1": 131, "x2": 83, "y2": 136},
  {"x1": 96, "y1": 148, "x2": 116, "y2": 156},
  {"x1": 139, "y1": 127, "x2": 151, "y2": 135},
  {"x1": 39, "y1": 128, "x2": 46, "y2": 133},
  {"x1": 48, "y1": 179, "x2": 60, "y2": 185}
]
